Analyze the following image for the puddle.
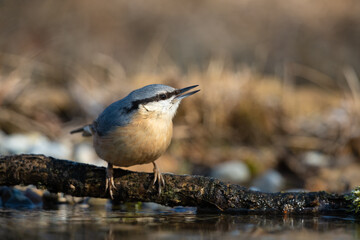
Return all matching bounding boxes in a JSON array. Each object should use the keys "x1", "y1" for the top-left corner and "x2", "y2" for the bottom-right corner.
[{"x1": 0, "y1": 204, "x2": 359, "y2": 240}]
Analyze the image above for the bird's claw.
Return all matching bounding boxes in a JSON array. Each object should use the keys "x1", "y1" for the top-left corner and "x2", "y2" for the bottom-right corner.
[
  {"x1": 152, "y1": 162, "x2": 165, "y2": 195},
  {"x1": 105, "y1": 163, "x2": 118, "y2": 199},
  {"x1": 105, "y1": 176, "x2": 117, "y2": 199}
]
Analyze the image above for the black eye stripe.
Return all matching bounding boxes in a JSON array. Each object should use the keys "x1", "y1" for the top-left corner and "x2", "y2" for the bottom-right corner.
[{"x1": 125, "y1": 89, "x2": 180, "y2": 113}]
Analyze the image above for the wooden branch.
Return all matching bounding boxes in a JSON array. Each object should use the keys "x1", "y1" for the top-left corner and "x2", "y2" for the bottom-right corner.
[{"x1": 0, "y1": 154, "x2": 351, "y2": 214}]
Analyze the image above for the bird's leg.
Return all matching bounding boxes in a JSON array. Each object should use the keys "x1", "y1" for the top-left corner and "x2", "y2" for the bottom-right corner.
[
  {"x1": 105, "y1": 163, "x2": 117, "y2": 199},
  {"x1": 152, "y1": 162, "x2": 165, "y2": 194}
]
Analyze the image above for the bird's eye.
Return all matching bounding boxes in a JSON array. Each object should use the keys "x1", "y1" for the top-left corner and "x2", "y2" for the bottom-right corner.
[{"x1": 159, "y1": 93, "x2": 167, "y2": 100}]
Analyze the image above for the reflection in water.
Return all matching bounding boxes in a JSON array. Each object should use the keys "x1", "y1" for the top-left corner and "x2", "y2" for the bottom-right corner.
[{"x1": 0, "y1": 204, "x2": 359, "y2": 240}]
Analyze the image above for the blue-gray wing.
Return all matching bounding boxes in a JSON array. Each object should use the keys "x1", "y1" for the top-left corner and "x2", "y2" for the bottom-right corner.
[{"x1": 94, "y1": 100, "x2": 133, "y2": 136}]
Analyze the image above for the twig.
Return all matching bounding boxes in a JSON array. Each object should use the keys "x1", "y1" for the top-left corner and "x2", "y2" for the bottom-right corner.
[{"x1": 0, "y1": 154, "x2": 350, "y2": 214}]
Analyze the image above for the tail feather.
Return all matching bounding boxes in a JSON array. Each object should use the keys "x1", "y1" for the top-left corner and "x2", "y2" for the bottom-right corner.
[
  {"x1": 70, "y1": 124, "x2": 94, "y2": 137},
  {"x1": 70, "y1": 127, "x2": 85, "y2": 134}
]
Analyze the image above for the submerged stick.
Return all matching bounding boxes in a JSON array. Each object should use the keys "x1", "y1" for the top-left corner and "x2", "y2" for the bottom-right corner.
[{"x1": 0, "y1": 154, "x2": 350, "y2": 214}]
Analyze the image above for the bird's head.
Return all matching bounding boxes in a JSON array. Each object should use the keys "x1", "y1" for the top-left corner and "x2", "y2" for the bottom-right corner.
[{"x1": 127, "y1": 84, "x2": 200, "y2": 119}]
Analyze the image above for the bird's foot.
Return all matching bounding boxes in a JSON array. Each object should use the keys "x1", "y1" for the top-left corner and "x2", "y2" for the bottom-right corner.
[
  {"x1": 105, "y1": 163, "x2": 118, "y2": 199},
  {"x1": 152, "y1": 162, "x2": 165, "y2": 195}
]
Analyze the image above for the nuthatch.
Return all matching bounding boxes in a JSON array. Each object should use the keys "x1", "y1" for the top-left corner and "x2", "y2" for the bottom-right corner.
[{"x1": 71, "y1": 84, "x2": 200, "y2": 198}]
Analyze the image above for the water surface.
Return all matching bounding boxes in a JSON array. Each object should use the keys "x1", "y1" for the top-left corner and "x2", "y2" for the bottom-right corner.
[{"x1": 0, "y1": 204, "x2": 359, "y2": 240}]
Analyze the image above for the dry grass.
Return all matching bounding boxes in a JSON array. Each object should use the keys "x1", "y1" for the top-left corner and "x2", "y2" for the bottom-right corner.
[{"x1": 0, "y1": 55, "x2": 354, "y2": 146}]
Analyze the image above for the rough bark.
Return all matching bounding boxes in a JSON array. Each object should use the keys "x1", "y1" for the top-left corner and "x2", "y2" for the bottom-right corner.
[{"x1": 0, "y1": 154, "x2": 351, "y2": 214}]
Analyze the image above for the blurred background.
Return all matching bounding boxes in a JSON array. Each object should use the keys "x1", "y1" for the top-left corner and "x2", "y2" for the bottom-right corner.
[{"x1": 1, "y1": 0, "x2": 360, "y2": 193}]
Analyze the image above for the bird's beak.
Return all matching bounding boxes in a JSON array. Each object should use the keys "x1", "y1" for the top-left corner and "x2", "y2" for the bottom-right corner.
[{"x1": 175, "y1": 85, "x2": 200, "y2": 101}]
